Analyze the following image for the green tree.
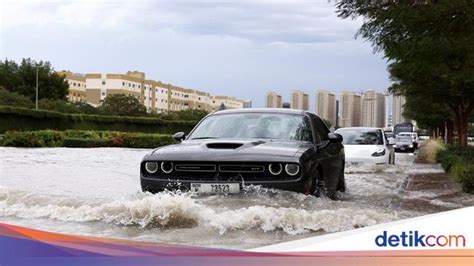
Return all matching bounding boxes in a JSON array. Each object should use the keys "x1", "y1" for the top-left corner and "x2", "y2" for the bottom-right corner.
[
  {"x1": 99, "y1": 94, "x2": 147, "y2": 116},
  {"x1": 0, "y1": 58, "x2": 69, "y2": 101},
  {"x1": 337, "y1": 0, "x2": 474, "y2": 146},
  {"x1": 38, "y1": 98, "x2": 81, "y2": 113},
  {"x1": 0, "y1": 87, "x2": 33, "y2": 108}
]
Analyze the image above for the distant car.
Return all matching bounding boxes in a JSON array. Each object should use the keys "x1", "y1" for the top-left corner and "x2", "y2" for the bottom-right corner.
[
  {"x1": 140, "y1": 108, "x2": 346, "y2": 199},
  {"x1": 398, "y1": 132, "x2": 419, "y2": 149},
  {"x1": 394, "y1": 134, "x2": 416, "y2": 153},
  {"x1": 335, "y1": 127, "x2": 395, "y2": 165}
]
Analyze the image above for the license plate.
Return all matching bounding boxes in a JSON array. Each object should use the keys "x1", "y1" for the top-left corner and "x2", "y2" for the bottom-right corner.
[{"x1": 190, "y1": 183, "x2": 240, "y2": 194}]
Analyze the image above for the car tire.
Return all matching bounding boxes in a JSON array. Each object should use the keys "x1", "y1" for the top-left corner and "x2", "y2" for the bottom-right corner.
[
  {"x1": 303, "y1": 171, "x2": 318, "y2": 195},
  {"x1": 314, "y1": 171, "x2": 341, "y2": 201},
  {"x1": 336, "y1": 163, "x2": 346, "y2": 193}
]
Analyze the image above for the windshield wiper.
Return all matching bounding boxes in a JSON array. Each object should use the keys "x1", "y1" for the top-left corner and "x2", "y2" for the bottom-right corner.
[{"x1": 190, "y1": 137, "x2": 219, "y2": 140}]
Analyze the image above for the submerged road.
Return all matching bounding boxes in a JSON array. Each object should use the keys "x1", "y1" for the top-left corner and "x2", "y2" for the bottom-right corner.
[{"x1": 0, "y1": 147, "x2": 471, "y2": 249}]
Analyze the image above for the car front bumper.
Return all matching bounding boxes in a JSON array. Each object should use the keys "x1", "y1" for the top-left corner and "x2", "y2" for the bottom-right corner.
[
  {"x1": 140, "y1": 175, "x2": 308, "y2": 193},
  {"x1": 345, "y1": 155, "x2": 388, "y2": 165}
]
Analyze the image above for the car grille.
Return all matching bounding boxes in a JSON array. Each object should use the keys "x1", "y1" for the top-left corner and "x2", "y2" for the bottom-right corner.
[
  {"x1": 142, "y1": 161, "x2": 300, "y2": 182},
  {"x1": 175, "y1": 164, "x2": 216, "y2": 172}
]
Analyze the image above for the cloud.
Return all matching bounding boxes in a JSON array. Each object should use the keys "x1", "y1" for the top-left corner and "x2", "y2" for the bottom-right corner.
[
  {"x1": 1, "y1": 0, "x2": 390, "y2": 108},
  {"x1": 2, "y1": 0, "x2": 361, "y2": 44}
]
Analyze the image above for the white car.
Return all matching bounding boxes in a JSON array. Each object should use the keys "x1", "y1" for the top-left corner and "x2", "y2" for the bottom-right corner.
[
  {"x1": 398, "y1": 132, "x2": 419, "y2": 149},
  {"x1": 335, "y1": 127, "x2": 395, "y2": 165}
]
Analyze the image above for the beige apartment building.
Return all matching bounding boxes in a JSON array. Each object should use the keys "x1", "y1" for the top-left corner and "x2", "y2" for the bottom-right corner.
[
  {"x1": 316, "y1": 90, "x2": 337, "y2": 127},
  {"x1": 58, "y1": 71, "x2": 87, "y2": 103},
  {"x1": 392, "y1": 94, "x2": 409, "y2": 125},
  {"x1": 290, "y1": 90, "x2": 309, "y2": 110},
  {"x1": 62, "y1": 70, "x2": 245, "y2": 113},
  {"x1": 361, "y1": 90, "x2": 386, "y2": 128},
  {"x1": 265, "y1": 91, "x2": 282, "y2": 108},
  {"x1": 340, "y1": 91, "x2": 362, "y2": 127},
  {"x1": 211, "y1": 96, "x2": 244, "y2": 111}
]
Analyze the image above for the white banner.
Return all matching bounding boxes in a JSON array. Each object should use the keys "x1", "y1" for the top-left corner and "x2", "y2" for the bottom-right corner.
[{"x1": 252, "y1": 207, "x2": 474, "y2": 252}]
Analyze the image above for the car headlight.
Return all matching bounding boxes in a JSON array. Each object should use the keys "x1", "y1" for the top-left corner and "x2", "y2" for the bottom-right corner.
[
  {"x1": 268, "y1": 163, "x2": 283, "y2": 175},
  {"x1": 371, "y1": 148, "x2": 386, "y2": 157},
  {"x1": 393, "y1": 144, "x2": 397, "y2": 148},
  {"x1": 161, "y1": 161, "x2": 174, "y2": 174},
  {"x1": 409, "y1": 144, "x2": 413, "y2": 148},
  {"x1": 145, "y1": 162, "x2": 159, "y2": 173},
  {"x1": 285, "y1": 163, "x2": 300, "y2": 176}
]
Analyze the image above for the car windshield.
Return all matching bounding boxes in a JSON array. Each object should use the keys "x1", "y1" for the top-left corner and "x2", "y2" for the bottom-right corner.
[
  {"x1": 189, "y1": 113, "x2": 313, "y2": 141},
  {"x1": 336, "y1": 129, "x2": 384, "y2": 145}
]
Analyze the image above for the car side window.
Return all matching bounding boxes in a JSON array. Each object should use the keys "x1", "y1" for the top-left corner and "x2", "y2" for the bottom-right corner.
[{"x1": 313, "y1": 117, "x2": 330, "y2": 142}]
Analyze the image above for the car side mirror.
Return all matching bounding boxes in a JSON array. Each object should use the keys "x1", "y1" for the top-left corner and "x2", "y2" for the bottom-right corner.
[
  {"x1": 328, "y1": 133, "x2": 343, "y2": 143},
  {"x1": 173, "y1": 132, "x2": 186, "y2": 141}
]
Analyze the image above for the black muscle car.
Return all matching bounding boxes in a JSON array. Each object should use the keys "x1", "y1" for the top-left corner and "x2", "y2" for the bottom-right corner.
[{"x1": 140, "y1": 108, "x2": 345, "y2": 199}]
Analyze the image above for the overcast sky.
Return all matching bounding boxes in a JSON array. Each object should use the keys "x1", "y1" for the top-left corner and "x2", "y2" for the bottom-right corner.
[{"x1": 1, "y1": 0, "x2": 391, "y2": 109}]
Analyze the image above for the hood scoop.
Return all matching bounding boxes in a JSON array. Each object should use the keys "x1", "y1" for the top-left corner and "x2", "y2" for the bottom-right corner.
[{"x1": 206, "y1": 142, "x2": 244, "y2": 149}]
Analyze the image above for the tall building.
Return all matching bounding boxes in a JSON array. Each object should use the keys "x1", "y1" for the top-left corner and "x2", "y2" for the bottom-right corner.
[
  {"x1": 265, "y1": 91, "x2": 282, "y2": 108},
  {"x1": 63, "y1": 70, "x2": 245, "y2": 113},
  {"x1": 392, "y1": 94, "x2": 409, "y2": 125},
  {"x1": 290, "y1": 90, "x2": 309, "y2": 110},
  {"x1": 340, "y1": 91, "x2": 362, "y2": 127},
  {"x1": 316, "y1": 90, "x2": 337, "y2": 127},
  {"x1": 243, "y1": 100, "x2": 252, "y2": 108},
  {"x1": 58, "y1": 71, "x2": 86, "y2": 103},
  {"x1": 361, "y1": 90, "x2": 386, "y2": 128}
]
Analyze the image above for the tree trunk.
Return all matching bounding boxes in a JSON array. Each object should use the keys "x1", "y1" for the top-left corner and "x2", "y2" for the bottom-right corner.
[
  {"x1": 459, "y1": 111, "x2": 468, "y2": 147},
  {"x1": 446, "y1": 119, "x2": 454, "y2": 144},
  {"x1": 450, "y1": 103, "x2": 473, "y2": 147}
]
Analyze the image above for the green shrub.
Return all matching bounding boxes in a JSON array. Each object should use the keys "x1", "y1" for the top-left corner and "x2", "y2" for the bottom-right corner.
[
  {"x1": 437, "y1": 148, "x2": 456, "y2": 172},
  {"x1": 63, "y1": 138, "x2": 111, "y2": 148},
  {"x1": 2, "y1": 130, "x2": 64, "y2": 147},
  {"x1": 121, "y1": 133, "x2": 175, "y2": 148},
  {"x1": 451, "y1": 160, "x2": 474, "y2": 193},
  {"x1": 1, "y1": 130, "x2": 174, "y2": 149},
  {"x1": 0, "y1": 106, "x2": 197, "y2": 133},
  {"x1": 0, "y1": 88, "x2": 33, "y2": 108},
  {"x1": 437, "y1": 144, "x2": 474, "y2": 193}
]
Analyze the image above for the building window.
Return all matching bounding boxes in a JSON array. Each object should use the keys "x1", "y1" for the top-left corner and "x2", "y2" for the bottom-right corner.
[
  {"x1": 102, "y1": 80, "x2": 106, "y2": 85},
  {"x1": 138, "y1": 85, "x2": 141, "y2": 89},
  {"x1": 156, "y1": 89, "x2": 158, "y2": 92},
  {"x1": 198, "y1": 97, "x2": 201, "y2": 100},
  {"x1": 122, "y1": 82, "x2": 125, "y2": 86},
  {"x1": 128, "y1": 83, "x2": 131, "y2": 87},
  {"x1": 101, "y1": 92, "x2": 105, "y2": 96}
]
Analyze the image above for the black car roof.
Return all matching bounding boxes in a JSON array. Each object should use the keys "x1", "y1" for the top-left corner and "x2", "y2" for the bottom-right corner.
[{"x1": 212, "y1": 108, "x2": 310, "y2": 116}]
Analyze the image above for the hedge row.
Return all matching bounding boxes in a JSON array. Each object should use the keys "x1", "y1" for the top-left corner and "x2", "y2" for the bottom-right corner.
[
  {"x1": 0, "y1": 106, "x2": 198, "y2": 134},
  {"x1": 437, "y1": 145, "x2": 474, "y2": 193},
  {"x1": 0, "y1": 130, "x2": 176, "y2": 148}
]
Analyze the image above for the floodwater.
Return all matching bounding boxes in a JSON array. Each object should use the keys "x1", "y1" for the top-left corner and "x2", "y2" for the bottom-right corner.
[{"x1": 0, "y1": 147, "x2": 470, "y2": 249}]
